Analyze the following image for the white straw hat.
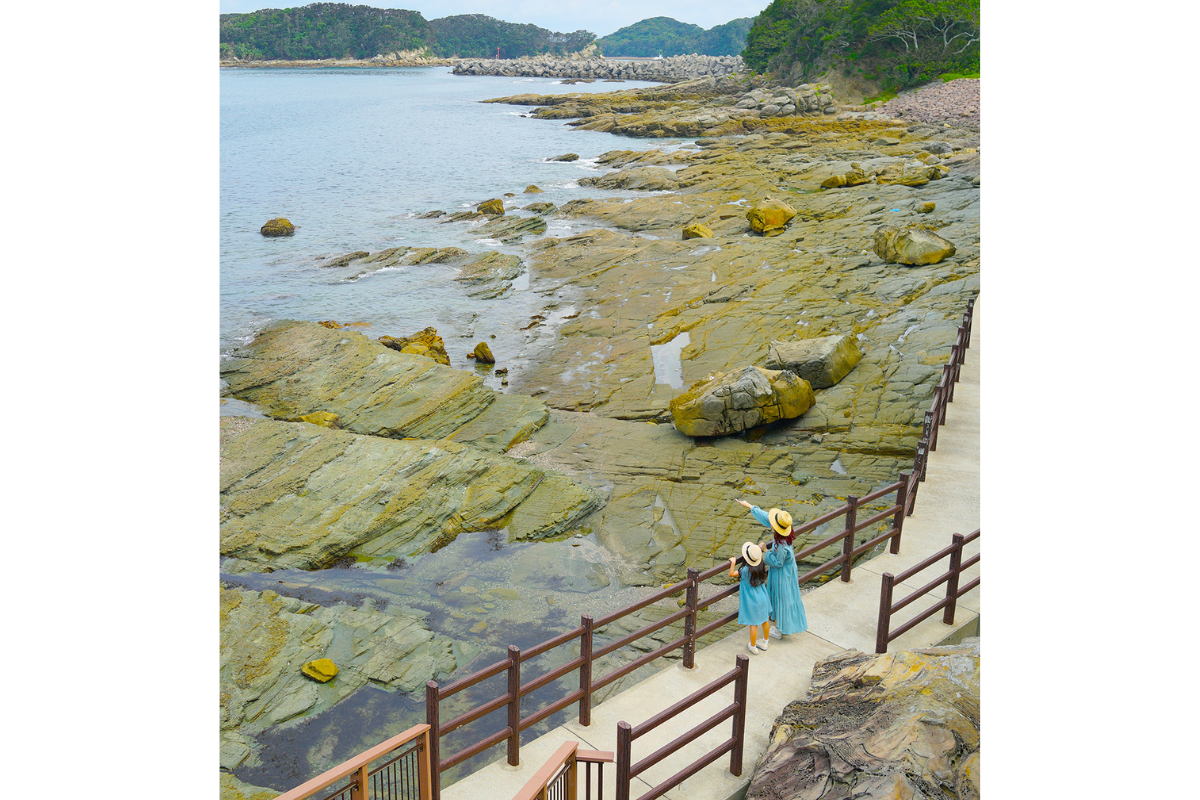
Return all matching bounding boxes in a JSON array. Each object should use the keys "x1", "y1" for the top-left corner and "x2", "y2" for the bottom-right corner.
[{"x1": 741, "y1": 541, "x2": 763, "y2": 567}]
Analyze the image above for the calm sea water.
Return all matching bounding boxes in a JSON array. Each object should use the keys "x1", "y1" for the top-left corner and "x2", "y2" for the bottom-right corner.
[{"x1": 220, "y1": 66, "x2": 681, "y2": 371}]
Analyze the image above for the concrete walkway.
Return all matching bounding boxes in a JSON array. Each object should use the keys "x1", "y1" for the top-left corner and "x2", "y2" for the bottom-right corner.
[{"x1": 445, "y1": 300, "x2": 981, "y2": 800}]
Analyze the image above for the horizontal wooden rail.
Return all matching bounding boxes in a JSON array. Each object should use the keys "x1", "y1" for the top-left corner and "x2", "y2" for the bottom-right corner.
[
  {"x1": 274, "y1": 724, "x2": 431, "y2": 800},
  {"x1": 876, "y1": 530, "x2": 980, "y2": 653},
  {"x1": 412, "y1": 297, "x2": 977, "y2": 800}
]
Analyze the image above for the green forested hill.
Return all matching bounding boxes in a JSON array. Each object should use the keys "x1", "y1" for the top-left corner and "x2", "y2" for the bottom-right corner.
[
  {"x1": 596, "y1": 16, "x2": 753, "y2": 57},
  {"x1": 219, "y1": 3, "x2": 594, "y2": 61},
  {"x1": 742, "y1": 0, "x2": 979, "y2": 90},
  {"x1": 428, "y1": 14, "x2": 593, "y2": 59}
]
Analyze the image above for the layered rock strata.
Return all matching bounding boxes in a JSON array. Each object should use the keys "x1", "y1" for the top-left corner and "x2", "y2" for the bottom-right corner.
[
  {"x1": 748, "y1": 644, "x2": 980, "y2": 800},
  {"x1": 220, "y1": 417, "x2": 604, "y2": 572}
]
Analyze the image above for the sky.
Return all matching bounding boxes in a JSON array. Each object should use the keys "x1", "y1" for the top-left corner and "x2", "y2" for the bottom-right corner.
[{"x1": 216, "y1": 0, "x2": 773, "y2": 39}]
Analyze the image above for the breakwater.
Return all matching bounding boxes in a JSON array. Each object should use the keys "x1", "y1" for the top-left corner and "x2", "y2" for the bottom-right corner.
[{"x1": 452, "y1": 54, "x2": 744, "y2": 82}]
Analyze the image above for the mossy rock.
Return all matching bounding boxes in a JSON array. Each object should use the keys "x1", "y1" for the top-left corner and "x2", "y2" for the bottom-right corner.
[
  {"x1": 524, "y1": 185, "x2": 544, "y2": 193},
  {"x1": 746, "y1": 199, "x2": 796, "y2": 235},
  {"x1": 477, "y1": 198, "x2": 505, "y2": 217},
  {"x1": 550, "y1": 153, "x2": 579, "y2": 162},
  {"x1": 682, "y1": 223, "x2": 714, "y2": 240},
  {"x1": 260, "y1": 218, "x2": 294, "y2": 237},
  {"x1": 471, "y1": 342, "x2": 495, "y2": 363}
]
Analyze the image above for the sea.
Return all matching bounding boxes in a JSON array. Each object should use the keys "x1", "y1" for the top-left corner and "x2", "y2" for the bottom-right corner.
[
  {"x1": 220, "y1": 66, "x2": 685, "y2": 384},
  {"x1": 220, "y1": 65, "x2": 690, "y2": 792}
]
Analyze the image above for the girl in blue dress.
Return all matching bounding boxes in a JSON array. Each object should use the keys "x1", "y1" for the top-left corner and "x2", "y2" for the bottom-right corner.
[
  {"x1": 737, "y1": 499, "x2": 808, "y2": 638},
  {"x1": 727, "y1": 541, "x2": 772, "y2": 654}
]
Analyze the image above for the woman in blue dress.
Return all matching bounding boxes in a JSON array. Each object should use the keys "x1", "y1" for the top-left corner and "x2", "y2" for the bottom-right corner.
[
  {"x1": 727, "y1": 541, "x2": 772, "y2": 654},
  {"x1": 737, "y1": 499, "x2": 808, "y2": 638}
]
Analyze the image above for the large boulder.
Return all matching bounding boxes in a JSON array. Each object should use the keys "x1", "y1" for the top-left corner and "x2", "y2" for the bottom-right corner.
[
  {"x1": 259, "y1": 217, "x2": 294, "y2": 237},
  {"x1": 745, "y1": 199, "x2": 796, "y2": 236},
  {"x1": 874, "y1": 224, "x2": 957, "y2": 266},
  {"x1": 764, "y1": 334, "x2": 862, "y2": 389},
  {"x1": 669, "y1": 366, "x2": 814, "y2": 437},
  {"x1": 748, "y1": 644, "x2": 979, "y2": 800}
]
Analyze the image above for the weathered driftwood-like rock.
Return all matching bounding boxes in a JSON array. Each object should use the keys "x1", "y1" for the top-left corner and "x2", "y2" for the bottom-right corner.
[
  {"x1": 669, "y1": 366, "x2": 814, "y2": 437},
  {"x1": 746, "y1": 198, "x2": 796, "y2": 236},
  {"x1": 220, "y1": 320, "x2": 543, "y2": 450},
  {"x1": 874, "y1": 224, "x2": 957, "y2": 266},
  {"x1": 748, "y1": 644, "x2": 980, "y2": 800},
  {"x1": 259, "y1": 217, "x2": 294, "y2": 237},
  {"x1": 219, "y1": 417, "x2": 604, "y2": 571},
  {"x1": 765, "y1": 334, "x2": 862, "y2": 389},
  {"x1": 378, "y1": 326, "x2": 451, "y2": 366}
]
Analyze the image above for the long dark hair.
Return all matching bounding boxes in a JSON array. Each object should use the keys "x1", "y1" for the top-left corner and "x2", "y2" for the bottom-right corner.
[{"x1": 746, "y1": 561, "x2": 767, "y2": 587}]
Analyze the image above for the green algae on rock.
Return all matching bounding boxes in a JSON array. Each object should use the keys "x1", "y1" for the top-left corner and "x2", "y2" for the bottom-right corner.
[
  {"x1": 220, "y1": 320, "x2": 542, "y2": 450},
  {"x1": 669, "y1": 366, "x2": 815, "y2": 437},
  {"x1": 259, "y1": 217, "x2": 294, "y2": 237},
  {"x1": 476, "y1": 198, "x2": 505, "y2": 216},
  {"x1": 219, "y1": 418, "x2": 604, "y2": 571}
]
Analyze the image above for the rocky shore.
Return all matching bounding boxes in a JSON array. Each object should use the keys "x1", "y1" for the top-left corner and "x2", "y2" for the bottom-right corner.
[
  {"x1": 220, "y1": 73, "x2": 980, "y2": 796},
  {"x1": 453, "y1": 54, "x2": 744, "y2": 82}
]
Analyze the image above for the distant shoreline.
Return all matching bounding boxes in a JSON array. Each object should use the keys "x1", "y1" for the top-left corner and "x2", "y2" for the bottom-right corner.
[{"x1": 219, "y1": 57, "x2": 460, "y2": 69}]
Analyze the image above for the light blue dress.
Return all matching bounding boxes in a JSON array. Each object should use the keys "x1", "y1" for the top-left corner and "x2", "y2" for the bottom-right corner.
[
  {"x1": 737, "y1": 565, "x2": 772, "y2": 625},
  {"x1": 764, "y1": 541, "x2": 808, "y2": 635},
  {"x1": 750, "y1": 505, "x2": 808, "y2": 635}
]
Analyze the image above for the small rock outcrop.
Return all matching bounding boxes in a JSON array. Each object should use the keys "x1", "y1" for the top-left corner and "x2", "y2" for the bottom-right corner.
[
  {"x1": 471, "y1": 341, "x2": 496, "y2": 363},
  {"x1": 477, "y1": 198, "x2": 505, "y2": 216},
  {"x1": 682, "y1": 222, "x2": 714, "y2": 240},
  {"x1": 874, "y1": 224, "x2": 957, "y2": 266},
  {"x1": 669, "y1": 366, "x2": 815, "y2": 437},
  {"x1": 300, "y1": 657, "x2": 338, "y2": 683},
  {"x1": 746, "y1": 199, "x2": 797, "y2": 236},
  {"x1": 748, "y1": 644, "x2": 979, "y2": 800},
  {"x1": 259, "y1": 217, "x2": 294, "y2": 237},
  {"x1": 764, "y1": 334, "x2": 862, "y2": 389},
  {"x1": 378, "y1": 326, "x2": 451, "y2": 366},
  {"x1": 579, "y1": 166, "x2": 679, "y2": 192}
]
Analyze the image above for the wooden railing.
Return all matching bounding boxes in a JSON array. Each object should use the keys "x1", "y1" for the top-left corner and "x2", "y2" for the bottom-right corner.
[
  {"x1": 875, "y1": 529, "x2": 981, "y2": 653},
  {"x1": 614, "y1": 654, "x2": 749, "y2": 800},
  {"x1": 273, "y1": 724, "x2": 432, "y2": 800},
  {"x1": 512, "y1": 742, "x2": 613, "y2": 800},
  {"x1": 273, "y1": 294, "x2": 978, "y2": 800}
]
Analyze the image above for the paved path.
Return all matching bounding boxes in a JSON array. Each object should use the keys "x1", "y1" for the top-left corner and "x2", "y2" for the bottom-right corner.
[{"x1": 445, "y1": 300, "x2": 981, "y2": 800}]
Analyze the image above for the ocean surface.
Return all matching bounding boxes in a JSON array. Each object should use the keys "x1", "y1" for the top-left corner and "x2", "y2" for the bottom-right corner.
[{"x1": 220, "y1": 66, "x2": 683, "y2": 385}]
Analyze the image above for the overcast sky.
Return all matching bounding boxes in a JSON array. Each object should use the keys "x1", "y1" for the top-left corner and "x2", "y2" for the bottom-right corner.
[{"x1": 217, "y1": 1, "x2": 772, "y2": 39}]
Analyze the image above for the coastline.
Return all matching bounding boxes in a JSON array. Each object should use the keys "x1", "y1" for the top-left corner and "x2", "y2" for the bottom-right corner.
[{"x1": 219, "y1": 72, "x2": 981, "y2": 796}]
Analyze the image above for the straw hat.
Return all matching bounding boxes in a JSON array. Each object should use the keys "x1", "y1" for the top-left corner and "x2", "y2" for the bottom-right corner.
[
  {"x1": 768, "y1": 508, "x2": 793, "y2": 536},
  {"x1": 741, "y1": 541, "x2": 763, "y2": 567}
]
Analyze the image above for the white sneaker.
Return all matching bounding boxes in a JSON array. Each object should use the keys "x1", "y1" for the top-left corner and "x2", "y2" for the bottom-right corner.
[
  {"x1": 770, "y1": 626, "x2": 781, "y2": 638},
  {"x1": 759, "y1": 638, "x2": 769, "y2": 650},
  {"x1": 747, "y1": 643, "x2": 760, "y2": 655}
]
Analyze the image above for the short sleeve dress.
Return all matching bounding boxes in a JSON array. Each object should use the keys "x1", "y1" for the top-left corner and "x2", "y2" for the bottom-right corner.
[
  {"x1": 737, "y1": 565, "x2": 772, "y2": 626},
  {"x1": 764, "y1": 541, "x2": 808, "y2": 635}
]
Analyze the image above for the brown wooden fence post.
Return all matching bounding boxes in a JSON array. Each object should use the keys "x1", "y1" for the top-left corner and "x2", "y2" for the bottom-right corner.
[
  {"x1": 917, "y1": 436, "x2": 930, "y2": 483},
  {"x1": 507, "y1": 644, "x2": 522, "y2": 766},
  {"x1": 419, "y1": 727, "x2": 433, "y2": 800},
  {"x1": 876, "y1": 573, "x2": 895, "y2": 653},
  {"x1": 425, "y1": 681, "x2": 441, "y2": 800},
  {"x1": 924, "y1": 409, "x2": 937, "y2": 452},
  {"x1": 891, "y1": 475, "x2": 909, "y2": 554},
  {"x1": 616, "y1": 722, "x2": 632, "y2": 800},
  {"x1": 579, "y1": 615, "x2": 594, "y2": 727},
  {"x1": 840, "y1": 496, "x2": 858, "y2": 582},
  {"x1": 683, "y1": 568, "x2": 699, "y2": 669},
  {"x1": 349, "y1": 763, "x2": 369, "y2": 800},
  {"x1": 943, "y1": 533, "x2": 964, "y2": 625},
  {"x1": 730, "y1": 653, "x2": 749, "y2": 777},
  {"x1": 942, "y1": 362, "x2": 955, "y2": 413}
]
